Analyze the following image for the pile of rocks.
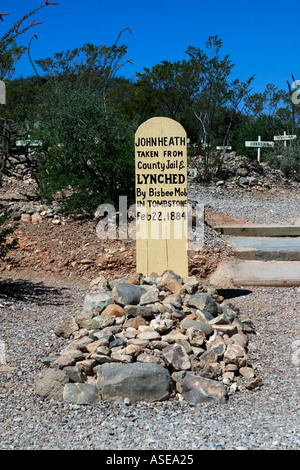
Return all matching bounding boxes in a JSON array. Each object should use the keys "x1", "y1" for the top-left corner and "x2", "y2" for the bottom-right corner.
[
  {"x1": 217, "y1": 153, "x2": 292, "y2": 189},
  {"x1": 190, "y1": 152, "x2": 297, "y2": 189},
  {"x1": 34, "y1": 271, "x2": 262, "y2": 406}
]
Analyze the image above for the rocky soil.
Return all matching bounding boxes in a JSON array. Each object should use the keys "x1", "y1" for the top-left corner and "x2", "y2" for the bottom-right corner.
[{"x1": 0, "y1": 161, "x2": 300, "y2": 450}]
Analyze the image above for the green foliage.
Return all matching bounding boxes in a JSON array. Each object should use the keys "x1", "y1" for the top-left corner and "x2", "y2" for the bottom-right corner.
[
  {"x1": 0, "y1": 212, "x2": 18, "y2": 260},
  {"x1": 35, "y1": 37, "x2": 131, "y2": 91},
  {"x1": 232, "y1": 115, "x2": 288, "y2": 159},
  {"x1": 135, "y1": 60, "x2": 196, "y2": 121},
  {"x1": 267, "y1": 141, "x2": 300, "y2": 182},
  {"x1": 33, "y1": 83, "x2": 135, "y2": 215}
]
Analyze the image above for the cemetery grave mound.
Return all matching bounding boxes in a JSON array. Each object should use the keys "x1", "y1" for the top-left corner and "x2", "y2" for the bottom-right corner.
[{"x1": 34, "y1": 270, "x2": 262, "y2": 406}]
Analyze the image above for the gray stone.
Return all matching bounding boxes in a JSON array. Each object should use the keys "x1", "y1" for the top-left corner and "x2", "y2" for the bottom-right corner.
[
  {"x1": 162, "y1": 343, "x2": 191, "y2": 371},
  {"x1": 177, "y1": 339, "x2": 193, "y2": 354},
  {"x1": 110, "y1": 351, "x2": 133, "y2": 363},
  {"x1": 248, "y1": 176, "x2": 259, "y2": 187},
  {"x1": 89, "y1": 275, "x2": 110, "y2": 292},
  {"x1": 83, "y1": 291, "x2": 114, "y2": 313},
  {"x1": 137, "y1": 330, "x2": 161, "y2": 341},
  {"x1": 54, "y1": 317, "x2": 79, "y2": 338},
  {"x1": 210, "y1": 313, "x2": 231, "y2": 325},
  {"x1": 64, "y1": 366, "x2": 85, "y2": 383},
  {"x1": 150, "y1": 318, "x2": 173, "y2": 334},
  {"x1": 245, "y1": 377, "x2": 263, "y2": 390},
  {"x1": 110, "y1": 338, "x2": 127, "y2": 348},
  {"x1": 206, "y1": 334, "x2": 226, "y2": 356},
  {"x1": 186, "y1": 294, "x2": 218, "y2": 316},
  {"x1": 124, "y1": 305, "x2": 156, "y2": 318},
  {"x1": 96, "y1": 362, "x2": 171, "y2": 402},
  {"x1": 34, "y1": 368, "x2": 69, "y2": 400},
  {"x1": 157, "y1": 271, "x2": 184, "y2": 294},
  {"x1": 162, "y1": 293, "x2": 183, "y2": 308},
  {"x1": 239, "y1": 176, "x2": 249, "y2": 185},
  {"x1": 136, "y1": 353, "x2": 163, "y2": 365},
  {"x1": 90, "y1": 353, "x2": 116, "y2": 364},
  {"x1": 75, "y1": 309, "x2": 94, "y2": 328},
  {"x1": 182, "y1": 373, "x2": 227, "y2": 405},
  {"x1": 51, "y1": 350, "x2": 83, "y2": 369},
  {"x1": 68, "y1": 336, "x2": 93, "y2": 351},
  {"x1": 224, "y1": 344, "x2": 247, "y2": 367},
  {"x1": 186, "y1": 327, "x2": 206, "y2": 347},
  {"x1": 231, "y1": 332, "x2": 248, "y2": 349},
  {"x1": 181, "y1": 319, "x2": 213, "y2": 336},
  {"x1": 81, "y1": 318, "x2": 104, "y2": 330},
  {"x1": 239, "y1": 366, "x2": 255, "y2": 379},
  {"x1": 183, "y1": 276, "x2": 199, "y2": 294},
  {"x1": 112, "y1": 283, "x2": 147, "y2": 306},
  {"x1": 63, "y1": 383, "x2": 100, "y2": 405},
  {"x1": 199, "y1": 348, "x2": 220, "y2": 364},
  {"x1": 139, "y1": 287, "x2": 160, "y2": 305},
  {"x1": 171, "y1": 371, "x2": 187, "y2": 393},
  {"x1": 212, "y1": 324, "x2": 238, "y2": 336},
  {"x1": 161, "y1": 329, "x2": 188, "y2": 344},
  {"x1": 170, "y1": 308, "x2": 186, "y2": 320},
  {"x1": 195, "y1": 310, "x2": 214, "y2": 322},
  {"x1": 76, "y1": 359, "x2": 98, "y2": 376}
]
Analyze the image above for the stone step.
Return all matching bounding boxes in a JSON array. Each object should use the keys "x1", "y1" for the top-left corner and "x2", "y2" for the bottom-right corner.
[
  {"x1": 227, "y1": 236, "x2": 300, "y2": 261},
  {"x1": 209, "y1": 260, "x2": 300, "y2": 288},
  {"x1": 213, "y1": 225, "x2": 300, "y2": 237}
]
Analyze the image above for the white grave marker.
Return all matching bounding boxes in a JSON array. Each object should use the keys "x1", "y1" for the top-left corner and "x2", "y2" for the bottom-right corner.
[
  {"x1": 274, "y1": 131, "x2": 297, "y2": 148},
  {"x1": 245, "y1": 136, "x2": 274, "y2": 163},
  {"x1": 216, "y1": 146, "x2": 232, "y2": 151}
]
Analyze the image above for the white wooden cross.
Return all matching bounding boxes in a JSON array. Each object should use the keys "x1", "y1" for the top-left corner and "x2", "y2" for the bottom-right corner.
[
  {"x1": 274, "y1": 131, "x2": 297, "y2": 148},
  {"x1": 245, "y1": 136, "x2": 274, "y2": 163}
]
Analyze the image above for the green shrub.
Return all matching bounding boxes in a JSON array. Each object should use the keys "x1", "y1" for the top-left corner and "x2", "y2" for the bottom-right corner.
[
  {"x1": 34, "y1": 83, "x2": 135, "y2": 215},
  {"x1": 267, "y1": 142, "x2": 300, "y2": 182}
]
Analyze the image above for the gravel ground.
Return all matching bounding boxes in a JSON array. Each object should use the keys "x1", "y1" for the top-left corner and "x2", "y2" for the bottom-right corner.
[
  {"x1": 189, "y1": 184, "x2": 300, "y2": 225},
  {"x1": 0, "y1": 187, "x2": 300, "y2": 451}
]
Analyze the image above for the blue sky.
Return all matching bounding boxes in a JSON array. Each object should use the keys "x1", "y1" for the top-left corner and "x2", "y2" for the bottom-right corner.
[{"x1": 2, "y1": 0, "x2": 300, "y2": 94}]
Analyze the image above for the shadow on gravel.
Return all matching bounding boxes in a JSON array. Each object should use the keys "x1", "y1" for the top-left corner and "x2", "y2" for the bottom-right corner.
[
  {"x1": 217, "y1": 288, "x2": 253, "y2": 300},
  {"x1": 0, "y1": 278, "x2": 70, "y2": 305}
]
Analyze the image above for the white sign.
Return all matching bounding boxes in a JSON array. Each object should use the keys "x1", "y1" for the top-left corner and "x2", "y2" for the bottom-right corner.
[
  {"x1": 245, "y1": 136, "x2": 274, "y2": 163},
  {"x1": 245, "y1": 141, "x2": 274, "y2": 148},
  {"x1": 274, "y1": 132, "x2": 297, "y2": 148},
  {"x1": 16, "y1": 140, "x2": 42, "y2": 147},
  {"x1": 274, "y1": 135, "x2": 297, "y2": 141},
  {"x1": 216, "y1": 146, "x2": 232, "y2": 151}
]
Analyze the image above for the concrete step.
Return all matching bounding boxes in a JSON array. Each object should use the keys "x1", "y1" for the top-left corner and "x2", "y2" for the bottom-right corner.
[
  {"x1": 213, "y1": 224, "x2": 300, "y2": 237},
  {"x1": 227, "y1": 236, "x2": 300, "y2": 261},
  {"x1": 209, "y1": 260, "x2": 300, "y2": 288}
]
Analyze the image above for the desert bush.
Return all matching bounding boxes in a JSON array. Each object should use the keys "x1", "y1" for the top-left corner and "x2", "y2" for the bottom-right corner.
[
  {"x1": 34, "y1": 83, "x2": 135, "y2": 215},
  {"x1": 267, "y1": 142, "x2": 300, "y2": 182}
]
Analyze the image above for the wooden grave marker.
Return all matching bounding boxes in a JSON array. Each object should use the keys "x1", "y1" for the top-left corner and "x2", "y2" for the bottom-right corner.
[
  {"x1": 245, "y1": 136, "x2": 274, "y2": 163},
  {"x1": 274, "y1": 131, "x2": 297, "y2": 148},
  {"x1": 135, "y1": 117, "x2": 188, "y2": 277}
]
